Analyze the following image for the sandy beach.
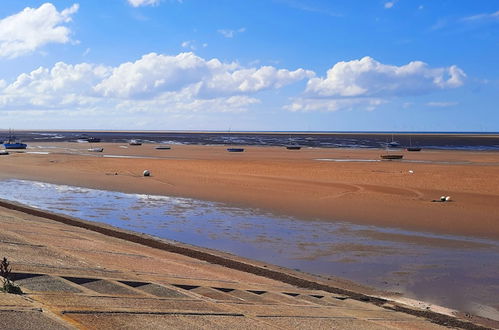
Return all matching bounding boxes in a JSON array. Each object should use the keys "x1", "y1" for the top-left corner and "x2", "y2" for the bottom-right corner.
[
  {"x1": 0, "y1": 142, "x2": 498, "y2": 325},
  {"x1": 0, "y1": 142, "x2": 498, "y2": 239}
]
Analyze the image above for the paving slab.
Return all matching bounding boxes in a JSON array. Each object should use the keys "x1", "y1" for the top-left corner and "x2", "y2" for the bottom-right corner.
[
  {"x1": 0, "y1": 292, "x2": 35, "y2": 307},
  {"x1": 35, "y1": 294, "x2": 223, "y2": 313},
  {"x1": 258, "y1": 316, "x2": 389, "y2": 330},
  {"x1": 64, "y1": 313, "x2": 277, "y2": 330},
  {"x1": 0, "y1": 310, "x2": 74, "y2": 330}
]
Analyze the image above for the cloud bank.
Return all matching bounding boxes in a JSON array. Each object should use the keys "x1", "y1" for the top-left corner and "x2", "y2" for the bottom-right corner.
[
  {"x1": 0, "y1": 3, "x2": 79, "y2": 59},
  {"x1": 288, "y1": 56, "x2": 465, "y2": 112},
  {"x1": 0, "y1": 52, "x2": 312, "y2": 114},
  {"x1": 0, "y1": 52, "x2": 464, "y2": 116}
]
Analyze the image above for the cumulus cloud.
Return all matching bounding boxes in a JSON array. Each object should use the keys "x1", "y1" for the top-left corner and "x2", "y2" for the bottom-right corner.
[
  {"x1": 127, "y1": 0, "x2": 161, "y2": 7},
  {"x1": 305, "y1": 56, "x2": 465, "y2": 98},
  {"x1": 0, "y1": 52, "x2": 311, "y2": 114},
  {"x1": 1, "y1": 62, "x2": 111, "y2": 109},
  {"x1": 0, "y1": 3, "x2": 79, "y2": 59},
  {"x1": 94, "y1": 52, "x2": 313, "y2": 99},
  {"x1": 283, "y1": 56, "x2": 465, "y2": 112}
]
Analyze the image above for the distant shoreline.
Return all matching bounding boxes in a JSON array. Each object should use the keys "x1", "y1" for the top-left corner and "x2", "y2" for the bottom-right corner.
[{"x1": 2, "y1": 129, "x2": 499, "y2": 136}]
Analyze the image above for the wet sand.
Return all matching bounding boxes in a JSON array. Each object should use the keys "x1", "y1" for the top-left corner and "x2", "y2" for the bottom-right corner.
[{"x1": 0, "y1": 142, "x2": 498, "y2": 240}]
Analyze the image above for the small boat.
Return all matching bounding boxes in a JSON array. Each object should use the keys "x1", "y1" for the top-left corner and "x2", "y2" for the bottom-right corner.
[
  {"x1": 0, "y1": 150, "x2": 9, "y2": 155},
  {"x1": 77, "y1": 135, "x2": 100, "y2": 143},
  {"x1": 406, "y1": 137, "x2": 421, "y2": 151},
  {"x1": 285, "y1": 145, "x2": 301, "y2": 150},
  {"x1": 227, "y1": 148, "x2": 244, "y2": 152},
  {"x1": 380, "y1": 154, "x2": 403, "y2": 160},
  {"x1": 155, "y1": 146, "x2": 171, "y2": 150},
  {"x1": 387, "y1": 134, "x2": 400, "y2": 148},
  {"x1": 129, "y1": 139, "x2": 142, "y2": 146},
  {"x1": 3, "y1": 131, "x2": 27, "y2": 149},
  {"x1": 88, "y1": 147, "x2": 104, "y2": 152}
]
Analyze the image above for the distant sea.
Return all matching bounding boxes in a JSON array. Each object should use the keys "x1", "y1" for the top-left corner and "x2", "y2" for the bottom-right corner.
[{"x1": 6, "y1": 130, "x2": 499, "y2": 151}]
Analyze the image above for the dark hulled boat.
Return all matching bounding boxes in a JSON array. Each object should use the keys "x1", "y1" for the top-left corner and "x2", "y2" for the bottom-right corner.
[
  {"x1": 227, "y1": 148, "x2": 245, "y2": 152},
  {"x1": 380, "y1": 154, "x2": 403, "y2": 160}
]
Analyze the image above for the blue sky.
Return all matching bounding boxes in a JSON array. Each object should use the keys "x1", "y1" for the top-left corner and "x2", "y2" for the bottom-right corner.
[{"x1": 0, "y1": 0, "x2": 498, "y2": 131}]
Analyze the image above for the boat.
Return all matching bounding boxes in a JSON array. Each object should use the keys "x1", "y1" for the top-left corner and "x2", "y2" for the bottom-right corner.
[
  {"x1": 0, "y1": 150, "x2": 9, "y2": 155},
  {"x1": 88, "y1": 147, "x2": 104, "y2": 152},
  {"x1": 77, "y1": 134, "x2": 100, "y2": 143},
  {"x1": 380, "y1": 154, "x2": 403, "y2": 160},
  {"x1": 3, "y1": 131, "x2": 27, "y2": 149},
  {"x1": 387, "y1": 134, "x2": 400, "y2": 148},
  {"x1": 285, "y1": 145, "x2": 301, "y2": 150},
  {"x1": 227, "y1": 148, "x2": 244, "y2": 152},
  {"x1": 406, "y1": 136, "x2": 422, "y2": 151},
  {"x1": 129, "y1": 139, "x2": 142, "y2": 146},
  {"x1": 155, "y1": 146, "x2": 171, "y2": 150}
]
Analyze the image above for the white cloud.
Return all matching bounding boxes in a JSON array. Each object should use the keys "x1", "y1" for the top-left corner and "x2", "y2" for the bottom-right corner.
[
  {"x1": 384, "y1": 2, "x2": 396, "y2": 9},
  {"x1": 0, "y1": 3, "x2": 79, "y2": 59},
  {"x1": 282, "y1": 56, "x2": 465, "y2": 112},
  {"x1": 198, "y1": 65, "x2": 313, "y2": 97},
  {"x1": 462, "y1": 10, "x2": 499, "y2": 22},
  {"x1": 305, "y1": 56, "x2": 465, "y2": 98},
  {"x1": 284, "y1": 98, "x2": 386, "y2": 112},
  {"x1": 1, "y1": 62, "x2": 111, "y2": 109},
  {"x1": 0, "y1": 52, "x2": 310, "y2": 114},
  {"x1": 426, "y1": 101, "x2": 458, "y2": 107},
  {"x1": 94, "y1": 52, "x2": 313, "y2": 99},
  {"x1": 181, "y1": 40, "x2": 196, "y2": 50},
  {"x1": 218, "y1": 27, "x2": 246, "y2": 38},
  {"x1": 127, "y1": 0, "x2": 161, "y2": 7}
]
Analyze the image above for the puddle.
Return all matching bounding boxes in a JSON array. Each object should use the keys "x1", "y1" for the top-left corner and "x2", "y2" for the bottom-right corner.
[{"x1": 0, "y1": 179, "x2": 497, "y2": 319}]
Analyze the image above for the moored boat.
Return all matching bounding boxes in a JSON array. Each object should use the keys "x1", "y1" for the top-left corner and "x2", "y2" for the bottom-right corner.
[
  {"x1": 3, "y1": 131, "x2": 27, "y2": 149},
  {"x1": 129, "y1": 139, "x2": 142, "y2": 146},
  {"x1": 88, "y1": 147, "x2": 104, "y2": 152},
  {"x1": 77, "y1": 134, "x2": 101, "y2": 143},
  {"x1": 155, "y1": 146, "x2": 171, "y2": 150},
  {"x1": 406, "y1": 137, "x2": 421, "y2": 151},
  {"x1": 380, "y1": 154, "x2": 403, "y2": 160},
  {"x1": 285, "y1": 145, "x2": 301, "y2": 150},
  {"x1": 227, "y1": 148, "x2": 244, "y2": 152}
]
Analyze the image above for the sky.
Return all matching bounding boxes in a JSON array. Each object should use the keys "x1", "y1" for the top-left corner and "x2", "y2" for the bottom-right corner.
[{"x1": 0, "y1": 1, "x2": 498, "y2": 131}]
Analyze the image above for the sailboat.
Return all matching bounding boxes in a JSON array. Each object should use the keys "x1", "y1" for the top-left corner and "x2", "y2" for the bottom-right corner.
[
  {"x1": 406, "y1": 136, "x2": 422, "y2": 152},
  {"x1": 387, "y1": 133, "x2": 400, "y2": 147},
  {"x1": 380, "y1": 133, "x2": 403, "y2": 160},
  {"x1": 3, "y1": 130, "x2": 27, "y2": 149}
]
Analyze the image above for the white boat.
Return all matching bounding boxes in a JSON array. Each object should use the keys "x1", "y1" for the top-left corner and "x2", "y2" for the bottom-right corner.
[
  {"x1": 387, "y1": 134, "x2": 400, "y2": 148},
  {"x1": 129, "y1": 139, "x2": 142, "y2": 146},
  {"x1": 88, "y1": 147, "x2": 104, "y2": 152}
]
